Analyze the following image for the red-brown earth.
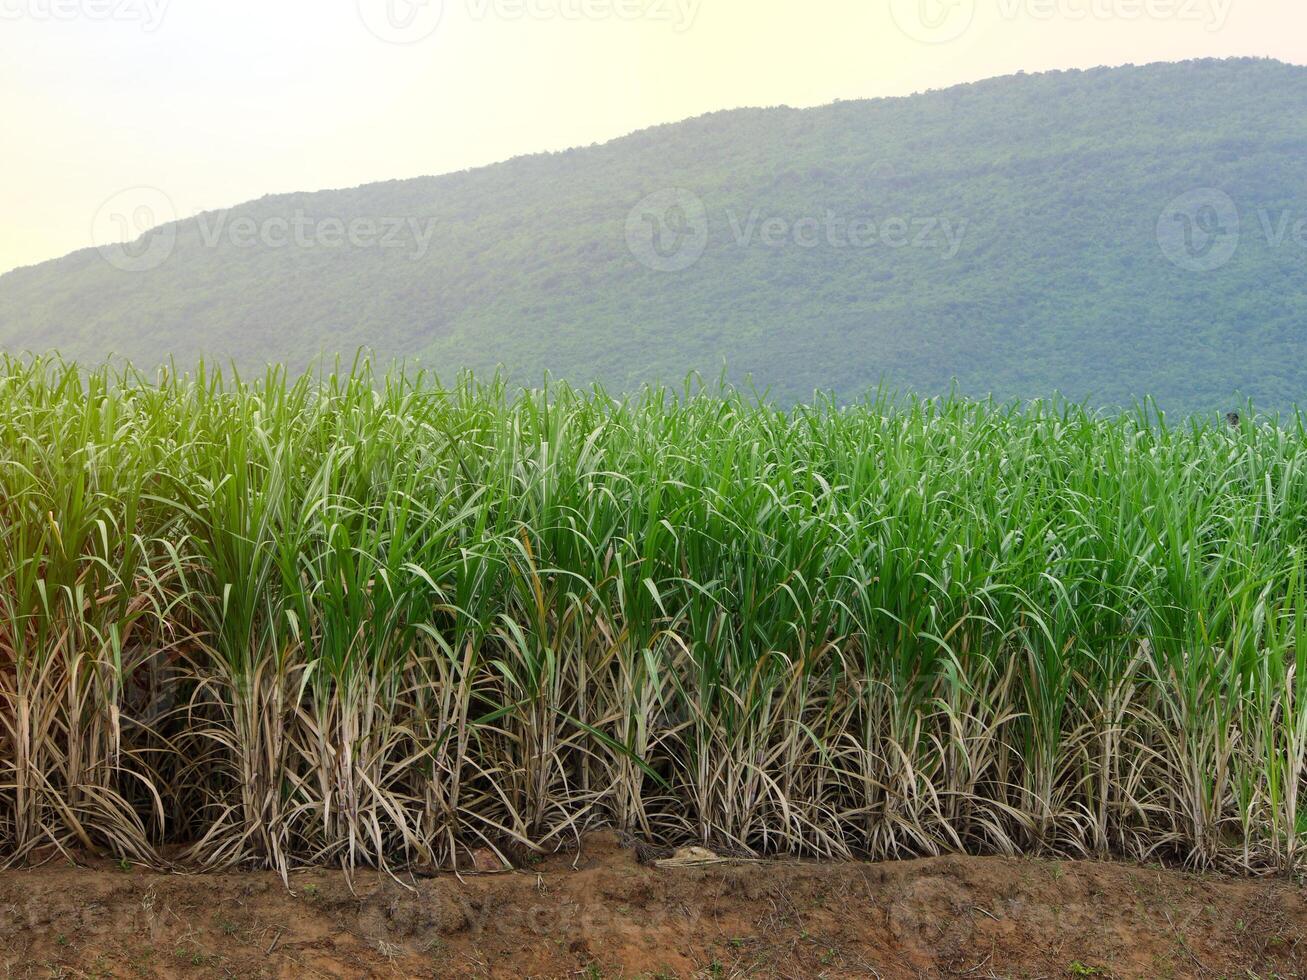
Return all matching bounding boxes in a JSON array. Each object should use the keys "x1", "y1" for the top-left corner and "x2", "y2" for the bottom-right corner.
[{"x1": 1, "y1": 833, "x2": 1304, "y2": 978}]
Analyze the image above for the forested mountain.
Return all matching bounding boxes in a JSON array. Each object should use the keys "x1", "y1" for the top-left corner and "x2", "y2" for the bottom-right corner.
[{"x1": 3, "y1": 58, "x2": 1305, "y2": 413}]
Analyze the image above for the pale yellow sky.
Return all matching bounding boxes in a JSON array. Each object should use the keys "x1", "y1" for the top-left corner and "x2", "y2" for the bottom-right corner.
[{"x1": 1, "y1": 0, "x2": 1303, "y2": 274}]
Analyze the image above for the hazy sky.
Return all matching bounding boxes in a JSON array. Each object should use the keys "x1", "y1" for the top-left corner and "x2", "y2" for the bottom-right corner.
[{"x1": 2, "y1": 0, "x2": 1303, "y2": 274}]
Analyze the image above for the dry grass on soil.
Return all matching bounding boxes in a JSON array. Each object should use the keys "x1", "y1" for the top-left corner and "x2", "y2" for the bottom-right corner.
[{"x1": 1, "y1": 834, "x2": 1305, "y2": 979}]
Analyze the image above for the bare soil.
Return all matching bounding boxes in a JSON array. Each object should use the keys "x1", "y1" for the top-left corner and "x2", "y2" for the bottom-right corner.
[{"x1": 1, "y1": 834, "x2": 1304, "y2": 978}]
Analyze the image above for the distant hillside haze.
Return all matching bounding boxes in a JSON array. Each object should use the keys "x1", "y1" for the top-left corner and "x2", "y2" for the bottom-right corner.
[{"x1": 3, "y1": 58, "x2": 1306, "y2": 414}]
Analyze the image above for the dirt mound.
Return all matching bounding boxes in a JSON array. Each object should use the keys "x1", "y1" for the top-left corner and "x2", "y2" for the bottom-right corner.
[{"x1": 1, "y1": 834, "x2": 1304, "y2": 978}]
